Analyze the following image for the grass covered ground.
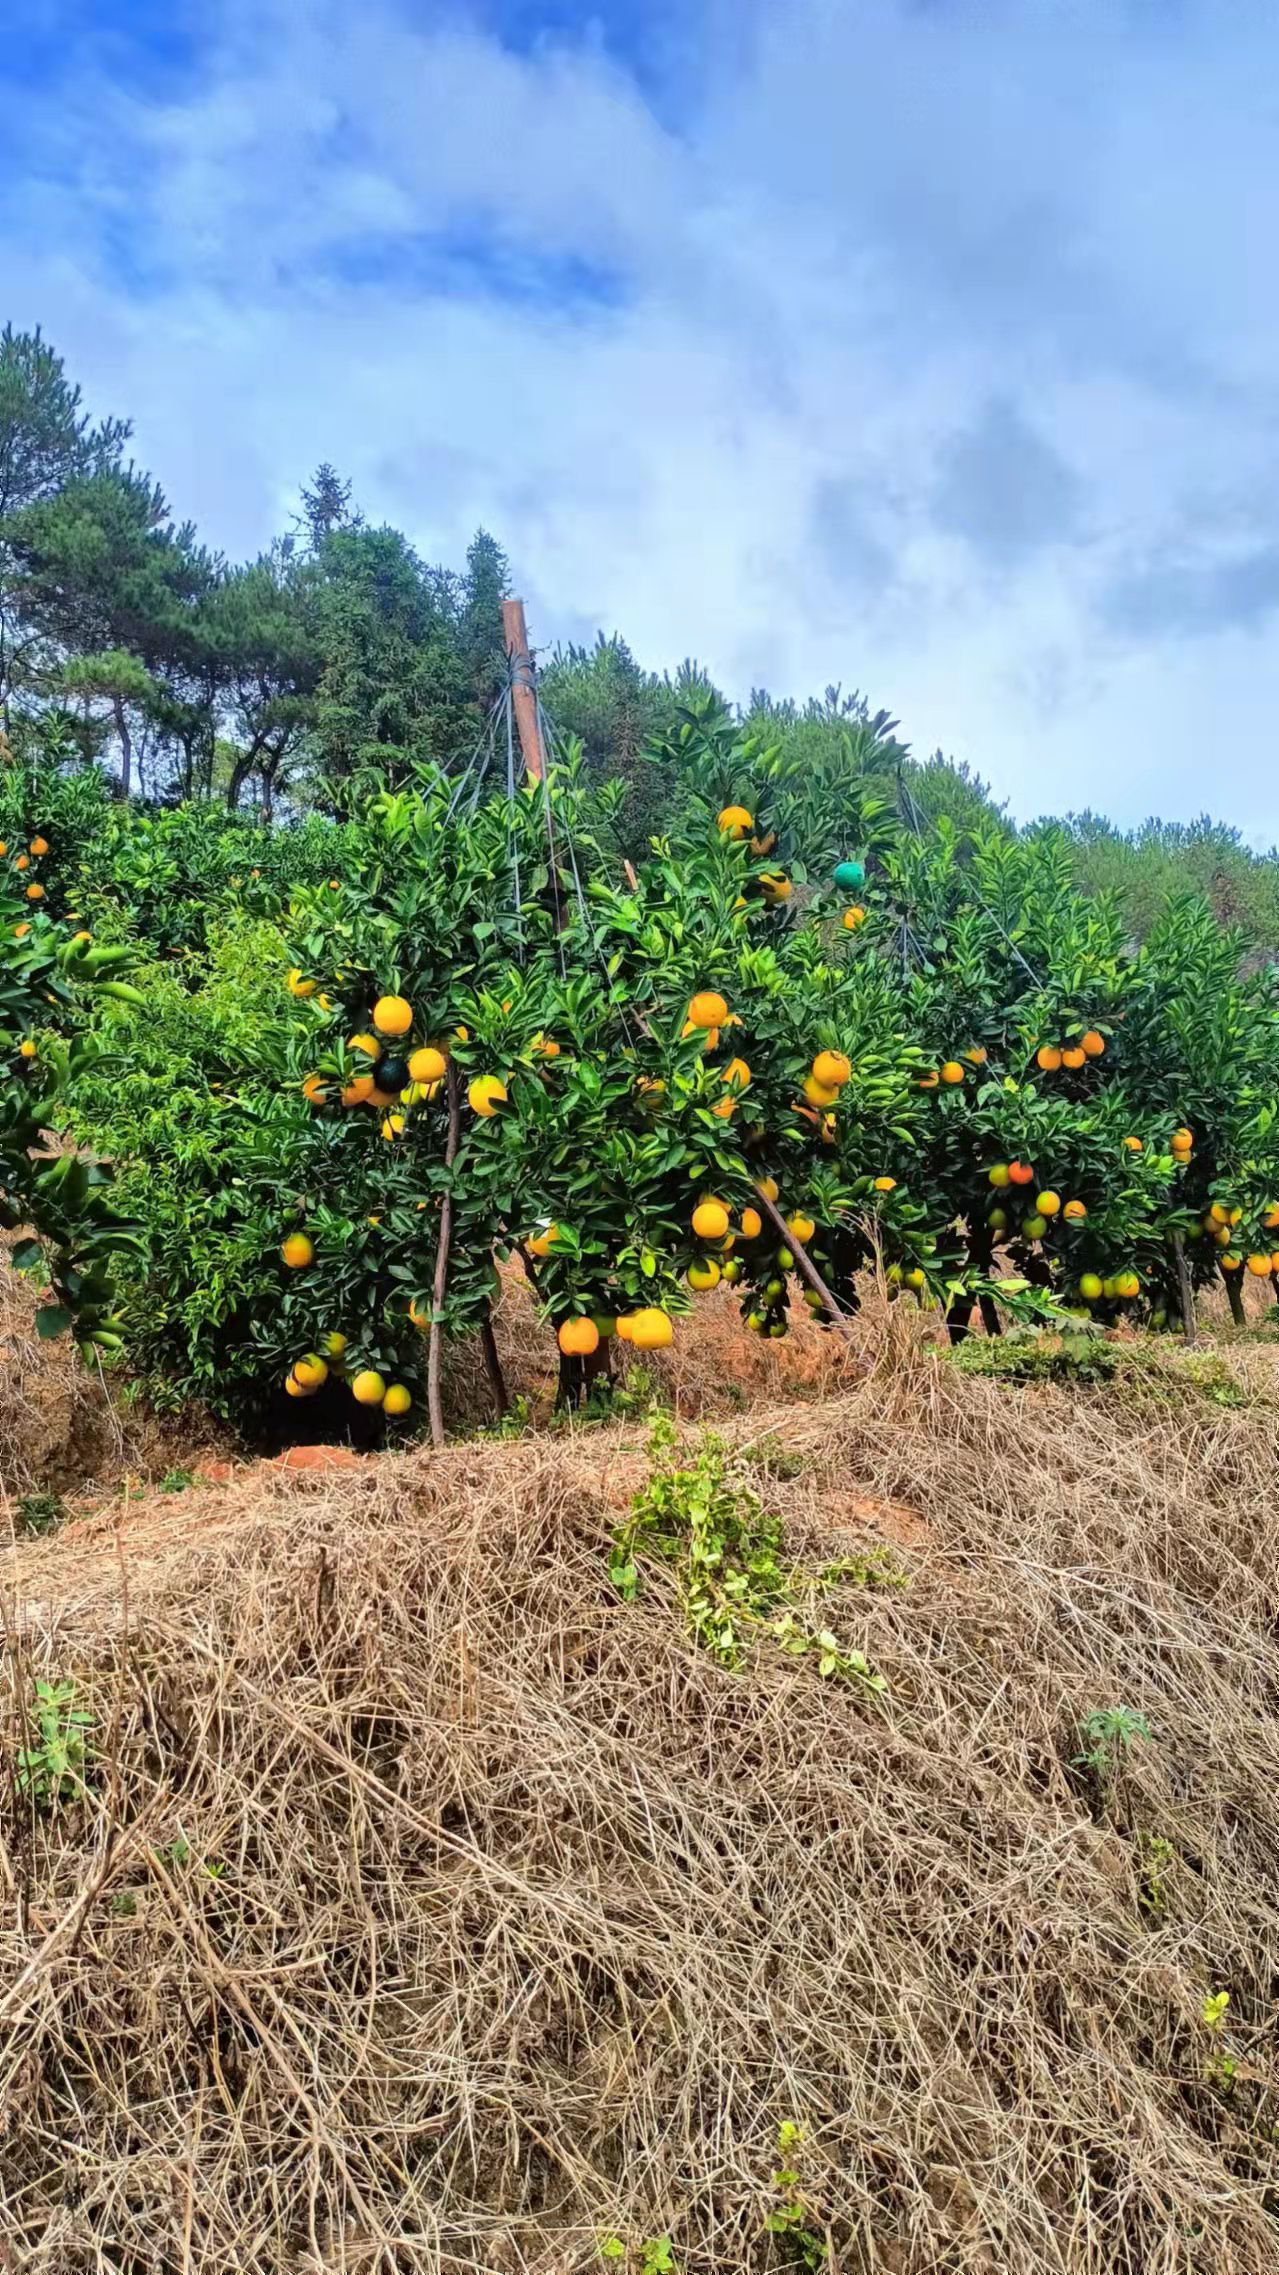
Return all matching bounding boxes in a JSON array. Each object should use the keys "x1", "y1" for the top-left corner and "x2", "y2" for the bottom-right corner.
[{"x1": 4, "y1": 1298, "x2": 1279, "y2": 2271}]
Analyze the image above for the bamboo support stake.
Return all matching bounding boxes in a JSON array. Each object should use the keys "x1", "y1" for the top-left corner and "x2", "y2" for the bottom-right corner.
[
  {"x1": 501, "y1": 596, "x2": 545, "y2": 782},
  {"x1": 427, "y1": 1063, "x2": 461, "y2": 1448}
]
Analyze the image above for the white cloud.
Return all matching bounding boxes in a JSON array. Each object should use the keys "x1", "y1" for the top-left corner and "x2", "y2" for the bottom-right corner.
[{"x1": 4, "y1": 0, "x2": 1279, "y2": 838}]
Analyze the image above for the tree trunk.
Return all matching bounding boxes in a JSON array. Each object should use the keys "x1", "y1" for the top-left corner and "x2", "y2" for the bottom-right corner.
[
  {"x1": 1171, "y1": 1234, "x2": 1197, "y2": 1344},
  {"x1": 113, "y1": 694, "x2": 132, "y2": 800},
  {"x1": 426, "y1": 1064, "x2": 462, "y2": 1448},
  {"x1": 479, "y1": 1310, "x2": 508, "y2": 1418},
  {"x1": 1223, "y1": 1266, "x2": 1246, "y2": 1328}
]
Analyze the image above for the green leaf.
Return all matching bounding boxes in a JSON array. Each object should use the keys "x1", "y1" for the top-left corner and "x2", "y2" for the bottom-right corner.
[{"x1": 35, "y1": 1305, "x2": 73, "y2": 1340}]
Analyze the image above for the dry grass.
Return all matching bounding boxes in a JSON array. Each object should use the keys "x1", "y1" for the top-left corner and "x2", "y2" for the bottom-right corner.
[
  {"x1": 4, "y1": 1331, "x2": 1279, "y2": 2272},
  {"x1": 0, "y1": 1251, "x2": 124, "y2": 1499}
]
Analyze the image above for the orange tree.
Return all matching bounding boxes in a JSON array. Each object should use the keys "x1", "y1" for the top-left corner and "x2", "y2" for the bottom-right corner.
[
  {"x1": 50, "y1": 714, "x2": 1279, "y2": 1437},
  {"x1": 1, "y1": 854, "x2": 142, "y2": 1351},
  {"x1": 1119, "y1": 897, "x2": 1279, "y2": 1317},
  {"x1": 870, "y1": 826, "x2": 1186, "y2": 1328}
]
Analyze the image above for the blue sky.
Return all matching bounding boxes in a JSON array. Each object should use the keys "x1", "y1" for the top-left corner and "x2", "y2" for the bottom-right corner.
[{"x1": 3, "y1": 0, "x2": 1279, "y2": 835}]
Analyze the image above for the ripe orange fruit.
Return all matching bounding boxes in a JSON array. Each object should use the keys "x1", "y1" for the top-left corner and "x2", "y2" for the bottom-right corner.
[
  {"x1": 1246, "y1": 1254, "x2": 1271, "y2": 1277},
  {"x1": 687, "y1": 1260, "x2": 721, "y2": 1291},
  {"x1": 558, "y1": 1317, "x2": 600, "y2": 1357},
  {"x1": 688, "y1": 990, "x2": 728, "y2": 1029},
  {"x1": 760, "y1": 872, "x2": 792, "y2": 900},
  {"x1": 1008, "y1": 1161, "x2": 1035, "y2": 1186},
  {"x1": 1036, "y1": 1045, "x2": 1062, "y2": 1072},
  {"x1": 812, "y1": 1049, "x2": 851, "y2": 1089},
  {"x1": 373, "y1": 995, "x2": 413, "y2": 1036},
  {"x1": 281, "y1": 1233, "x2": 313, "y2": 1269},
  {"x1": 965, "y1": 1045, "x2": 987, "y2": 1065},
  {"x1": 787, "y1": 1212, "x2": 816, "y2": 1244},
  {"x1": 350, "y1": 1032, "x2": 380, "y2": 1058},
  {"x1": 1063, "y1": 1199, "x2": 1087, "y2": 1221},
  {"x1": 12, "y1": 922, "x2": 29, "y2": 939},
  {"x1": 1173, "y1": 1127, "x2": 1194, "y2": 1148},
  {"x1": 802, "y1": 1074, "x2": 840, "y2": 1109},
  {"x1": 1122, "y1": 1136, "x2": 1143, "y2": 1152},
  {"x1": 1081, "y1": 1030, "x2": 1106, "y2": 1057},
  {"x1": 692, "y1": 1199, "x2": 730, "y2": 1241},
  {"x1": 340, "y1": 1075, "x2": 374, "y2": 1106},
  {"x1": 408, "y1": 1045, "x2": 447, "y2": 1083},
  {"x1": 721, "y1": 1056, "x2": 751, "y2": 1091},
  {"x1": 628, "y1": 1308, "x2": 673, "y2": 1350},
  {"x1": 842, "y1": 906, "x2": 866, "y2": 930},
  {"x1": 292, "y1": 1354, "x2": 329, "y2": 1391},
  {"x1": 29, "y1": 835, "x2": 48, "y2": 857},
  {"x1": 351, "y1": 1370, "x2": 387, "y2": 1406},
  {"x1": 917, "y1": 1070, "x2": 939, "y2": 1089},
  {"x1": 717, "y1": 804, "x2": 753, "y2": 837},
  {"x1": 468, "y1": 1075, "x2": 507, "y2": 1117},
  {"x1": 873, "y1": 1176, "x2": 896, "y2": 1193},
  {"x1": 384, "y1": 1384, "x2": 412, "y2": 1417},
  {"x1": 751, "y1": 830, "x2": 777, "y2": 856},
  {"x1": 18, "y1": 1038, "x2": 37, "y2": 1060},
  {"x1": 1221, "y1": 1253, "x2": 1242, "y2": 1271},
  {"x1": 285, "y1": 1373, "x2": 312, "y2": 1399},
  {"x1": 301, "y1": 1073, "x2": 328, "y2": 1105},
  {"x1": 938, "y1": 1060, "x2": 964, "y2": 1085},
  {"x1": 527, "y1": 1223, "x2": 559, "y2": 1257},
  {"x1": 380, "y1": 1112, "x2": 406, "y2": 1141},
  {"x1": 14, "y1": 854, "x2": 29, "y2": 871},
  {"x1": 287, "y1": 968, "x2": 315, "y2": 997},
  {"x1": 755, "y1": 1177, "x2": 780, "y2": 1203},
  {"x1": 25, "y1": 883, "x2": 44, "y2": 901},
  {"x1": 711, "y1": 1094, "x2": 736, "y2": 1119},
  {"x1": 1036, "y1": 1191, "x2": 1061, "y2": 1216},
  {"x1": 739, "y1": 1206, "x2": 763, "y2": 1240},
  {"x1": 1209, "y1": 1201, "x2": 1229, "y2": 1225},
  {"x1": 1061, "y1": 1047, "x2": 1086, "y2": 1070},
  {"x1": 531, "y1": 1033, "x2": 561, "y2": 1059}
]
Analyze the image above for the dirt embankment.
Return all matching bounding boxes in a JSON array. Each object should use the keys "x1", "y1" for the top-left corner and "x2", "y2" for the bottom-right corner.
[{"x1": 5, "y1": 1330, "x2": 1279, "y2": 2272}]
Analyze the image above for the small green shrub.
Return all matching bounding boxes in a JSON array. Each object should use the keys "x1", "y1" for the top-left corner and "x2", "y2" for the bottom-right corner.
[
  {"x1": 15, "y1": 1489, "x2": 65, "y2": 1535},
  {"x1": 1073, "y1": 1705, "x2": 1151, "y2": 1786},
  {"x1": 16, "y1": 1677, "x2": 94, "y2": 1807},
  {"x1": 953, "y1": 1327, "x2": 1119, "y2": 1389},
  {"x1": 610, "y1": 1421, "x2": 886, "y2": 1699}
]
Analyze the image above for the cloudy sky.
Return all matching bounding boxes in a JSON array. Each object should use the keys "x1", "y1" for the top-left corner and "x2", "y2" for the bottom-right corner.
[{"x1": 4, "y1": 0, "x2": 1279, "y2": 834}]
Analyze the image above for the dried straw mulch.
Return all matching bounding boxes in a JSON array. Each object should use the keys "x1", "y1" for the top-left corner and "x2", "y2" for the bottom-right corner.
[{"x1": 3, "y1": 1338, "x2": 1279, "y2": 2272}]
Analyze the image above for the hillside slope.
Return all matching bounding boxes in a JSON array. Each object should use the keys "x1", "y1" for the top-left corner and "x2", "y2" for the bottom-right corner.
[{"x1": 4, "y1": 1338, "x2": 1279, "y2": 2272}]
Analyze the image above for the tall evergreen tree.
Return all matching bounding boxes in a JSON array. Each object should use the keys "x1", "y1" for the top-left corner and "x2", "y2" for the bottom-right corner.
[
  {"x1": 0, "y1": 326, "x2": 129, "y2": 717},
  {"x1": 458, "y1": 528, "x2": 511, "y2": 711}
]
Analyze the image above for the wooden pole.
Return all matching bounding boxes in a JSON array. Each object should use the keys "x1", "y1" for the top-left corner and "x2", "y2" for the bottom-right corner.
[
  {"x1": 427, "y1": 1063, "x2": 461, "y2": 1448},
  {"x1": 501, "y1": 596, "x2": 545, "y2": 782}
]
